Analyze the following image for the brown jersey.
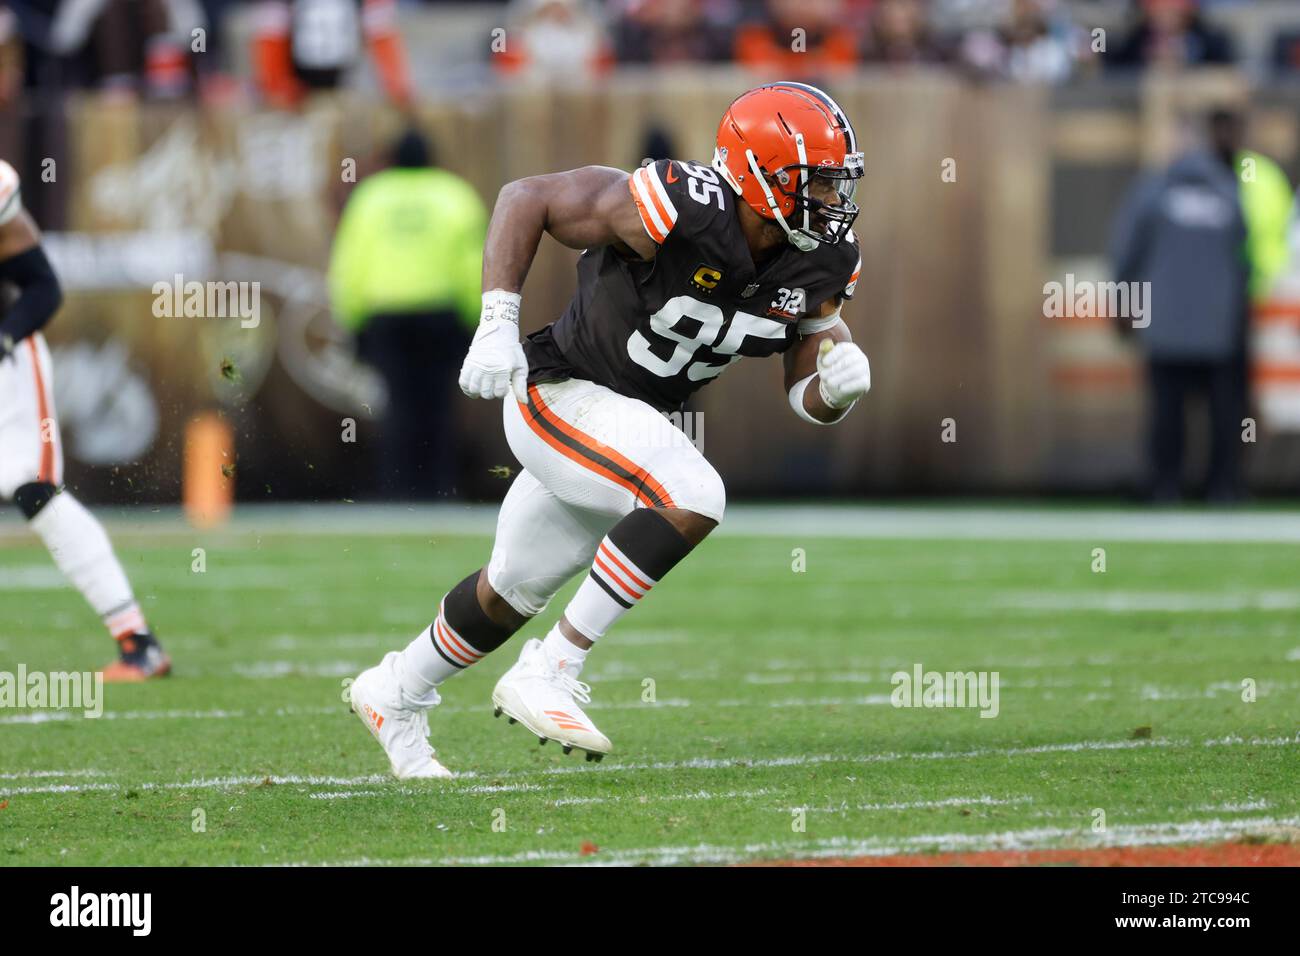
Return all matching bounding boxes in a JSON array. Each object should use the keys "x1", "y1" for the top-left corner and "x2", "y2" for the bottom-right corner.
[{"x1": 524, "y1": 158, "x2": 861, "y2": 412}]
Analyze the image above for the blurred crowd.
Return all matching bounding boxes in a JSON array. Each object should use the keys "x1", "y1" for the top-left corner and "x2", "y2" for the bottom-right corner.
[{"x1": 0, "y1": 0, "x2": 1295, "y2": 108}]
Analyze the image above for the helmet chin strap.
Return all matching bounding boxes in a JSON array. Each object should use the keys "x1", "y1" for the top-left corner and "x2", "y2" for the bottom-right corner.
[
  {"x1": 746, "y1": 148, "x2": 817, "y2": 253},
  {"x1": 712, "y1": 147, "x2": 742, "y2": 195}
]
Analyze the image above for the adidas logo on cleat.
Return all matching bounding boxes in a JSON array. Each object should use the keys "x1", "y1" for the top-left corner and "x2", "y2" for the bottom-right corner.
[{"x1": 361, "y1": 703, "x2": 385, "y2": 732}]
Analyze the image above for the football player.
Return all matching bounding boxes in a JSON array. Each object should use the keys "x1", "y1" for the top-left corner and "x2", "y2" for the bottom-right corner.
[
  {"x1": 350, "y1": 83, "x2": 871, "y2": 776},
  {"x1": 0, "y1": 160, "x2": 170, "y2": 681}
]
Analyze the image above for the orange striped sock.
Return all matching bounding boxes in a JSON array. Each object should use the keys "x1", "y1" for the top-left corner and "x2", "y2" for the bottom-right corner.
[{"x1": 564, "y1": 508, "x2": 693, "y2": 641}]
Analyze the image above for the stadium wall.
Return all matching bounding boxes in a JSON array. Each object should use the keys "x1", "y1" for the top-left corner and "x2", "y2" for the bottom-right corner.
[{"x1": 4, "y1": 69, "x2": 1300, "y2": 503}]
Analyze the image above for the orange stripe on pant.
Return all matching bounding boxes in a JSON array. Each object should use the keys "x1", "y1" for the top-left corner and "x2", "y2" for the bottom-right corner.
[
  {"x1": 26, "y1": 338, "x2": 54, "y2": 484},
  {"x1": 522, "y1": 384, "x2": 676, "y2": 509}
]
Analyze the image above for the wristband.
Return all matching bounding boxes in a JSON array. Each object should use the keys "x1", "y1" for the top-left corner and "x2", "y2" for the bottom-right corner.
[
  {"x1": 789, "y1": 372, "x2": 833, "y2": 426},
  {"x1": 818, "y1": 376, "x2": 858, "y2": 411},
  {"x1": 481, "y1": 289, "x2": 522, "y2": 325}
]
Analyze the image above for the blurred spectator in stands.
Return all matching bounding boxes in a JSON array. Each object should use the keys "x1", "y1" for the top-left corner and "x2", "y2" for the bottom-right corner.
[
  {"x1": 734, "y1": 0, "x2": 859, "y2": 76},
  {"x1": 252, "y1": 0, "x2": 411, "y2": 109},
  {"x1": 1109, "y1": 110, "x2": 1286, "y2": 504},
  {"x1": 0, "y1": 4, "x2": 21, "y2": 108},
  {"x1": 1108, "y1": 0, "x2": 1233, "y2": 72},
  {"x1": 492, "y1": 0, "x2": 611, "y2": 78},
  {"x1": 329, "y1": 129, "x2": 485, "y2": 500},
  {"x1": 1271, "y1": 27, "x2": 1300, "y2": 76},
  {"x1": 861, "y1": 0, "x2": 951, "y2": 66},
  {"x1": 960, "y1": 0, "x2": 1084, "y2": 85},
  {"x1": 8, "y1": 0, "x2": 208, "y2": 98},
  {"x1": 611, "y1": 0, "x2": 733, "y2": 65}
]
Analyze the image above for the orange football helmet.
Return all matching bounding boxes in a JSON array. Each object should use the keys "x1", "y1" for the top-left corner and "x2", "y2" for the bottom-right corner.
[{"x1": 712, "y1": 82, "x2": 863, "y2": 251}]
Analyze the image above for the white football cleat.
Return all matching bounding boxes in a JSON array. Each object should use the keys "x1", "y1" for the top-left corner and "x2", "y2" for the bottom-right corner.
[
  {"x1": 492, "y1": 638, "x2": 612, "y2": 761},
  {"x1": 349, "y1": 652, "x2": 454, "y2": 779}
]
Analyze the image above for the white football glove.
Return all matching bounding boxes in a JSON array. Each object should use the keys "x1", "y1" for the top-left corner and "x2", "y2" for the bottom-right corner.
[
  {"x1": 816, "y1": 338, "x2": 871, "y2": 410},
  {"x1": 458, "y1": 290, "x2": 528, "y2": 402}
]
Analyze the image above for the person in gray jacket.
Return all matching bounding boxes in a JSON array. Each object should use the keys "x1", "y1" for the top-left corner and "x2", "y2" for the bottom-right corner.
[{"x1": 1110, "y1": 113, "x2": 1251, "y2": 503}]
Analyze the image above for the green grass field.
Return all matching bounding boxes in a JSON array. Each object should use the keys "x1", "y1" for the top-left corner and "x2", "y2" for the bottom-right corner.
[{"x1": 2, "y1": 506, "x2": 1298, "y2": 866}]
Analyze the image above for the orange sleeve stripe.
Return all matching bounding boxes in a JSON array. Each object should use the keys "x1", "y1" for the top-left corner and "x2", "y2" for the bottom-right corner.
[
  {"x1": 629, "y1": 170, "x2": 667, "y2": 244},
  {"x1": 27, "y1": 339, "x2": 54, "y2": 484}
]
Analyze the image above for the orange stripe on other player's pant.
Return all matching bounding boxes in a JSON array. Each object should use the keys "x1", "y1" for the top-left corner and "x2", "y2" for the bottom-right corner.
[
  {"x1": 26, "y1": 338, "x2": 54, "y2": 483},
  {"x1": 524, "y1": 385, "x2": 676, "y2": 509}
]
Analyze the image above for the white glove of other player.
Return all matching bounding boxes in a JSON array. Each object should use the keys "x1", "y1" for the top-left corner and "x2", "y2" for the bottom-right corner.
[
  {"x1": 459, "y1": 290, "x2": 528, "y2": 402},
  {"x1": 816, "y1": 339, "x2": 871, "y2": 410}
]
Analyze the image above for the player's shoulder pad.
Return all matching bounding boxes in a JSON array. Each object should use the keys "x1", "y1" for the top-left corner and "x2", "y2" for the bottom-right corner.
[
  {"x1": 0, "y1": 160, "x2": 22, "y2": 226},
  {"x1": 801, "y1": 229, "x2": 860, "y2": 302},
  {"x1": 628, "y1": 158, "x2": 724, "y2": 246},
  {"x1": 815, "y1": 229, "x2": 860, "y2": 301},
  {"x1": 840, "y1": 232, "x2": 862, "y2": 300}
]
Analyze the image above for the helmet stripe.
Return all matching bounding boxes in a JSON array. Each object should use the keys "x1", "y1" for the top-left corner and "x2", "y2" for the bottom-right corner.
[{"x1": 768, "y1": 81, "x2": 856, "y2": 154}]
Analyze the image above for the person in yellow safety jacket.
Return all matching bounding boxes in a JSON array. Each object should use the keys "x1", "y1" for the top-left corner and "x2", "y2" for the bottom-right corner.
[
  {"x1": 1238, "y1": 146, "x2": 1292, "y2": 304},
  {"x1": 1111, "y1": 109, "x2": 1291, "y2": 504},
  {"x1": 330, "y1": 129, "x2": 487, "y2": 499}
]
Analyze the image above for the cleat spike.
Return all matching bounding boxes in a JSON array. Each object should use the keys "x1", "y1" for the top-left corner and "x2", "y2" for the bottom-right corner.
[
  {"x1": 507, "y1": 717, "x2": 516, "y2": 724},
  {"x1": 563, "y1": 746, "x2": 573, "y2": 755},
  {"x1": 539, "y1": 736, "x2": 547, "y2": 745},
  {"x1": 591, "y1": 752, "x2": 604, "y2": 763},
  {"x1": 493, "y1": 707, "x2": 502, "y2": 718}
]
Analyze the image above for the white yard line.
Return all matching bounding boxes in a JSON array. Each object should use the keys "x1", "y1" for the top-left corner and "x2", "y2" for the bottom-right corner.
[
  {"x1": 1, "y1": 782, "x2": 122, "y2": 795},
  {"x1": 8, "y1": 503, "x2": 1300, "y2": 543},
  {"x1": 551, "y1": 787, "x2": 774, "y2": 808},
  {"x1": 0, "y1": 769, "x2": 110, "y2": 780},
  {"x1": 275, "y1": 815, "x2": 1300, "y2": 867},
  {"x1": 1000, "y1": 591, "x2": 1300, "y2": 613},
  {"x1": 310, "y1": 782, "x2": 547, "y2": 800},
  {"x1": 799, "y1": 795, "x2": 1034, "y2": 813},
  {"x1": 7, "y1": 734, "x2": 1296, "y2": 797},
  {"x1": 21, "y1": 676, "x2": 1252, "y2": 726},
  {"x1": 0, "y1": 705, "x2": 340, "y2": 725}
]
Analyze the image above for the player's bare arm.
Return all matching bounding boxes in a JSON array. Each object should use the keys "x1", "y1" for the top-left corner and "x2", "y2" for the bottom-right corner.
[
  {"x1": 483, "y1": 165, "x2": 656, "y2": 293},
  {"x1": 460, "y1": 166, "x2": 656, "y2": 403},
  {"x1": 783, "y1": 297, "x2": 872, "y2": 424},
  {"x1": 0, "y1": 205, "x2": 41, "y2": 256}
]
